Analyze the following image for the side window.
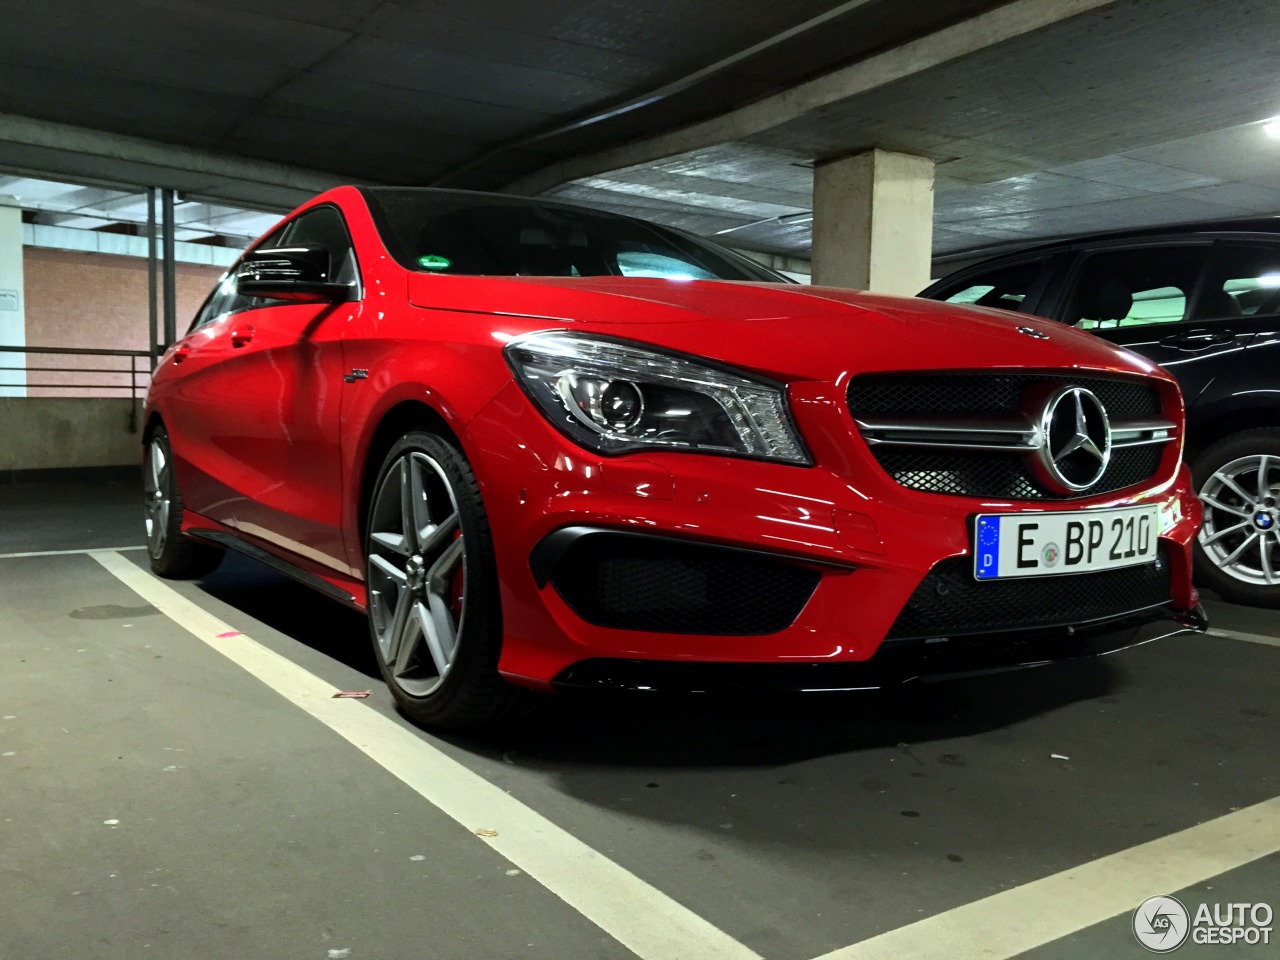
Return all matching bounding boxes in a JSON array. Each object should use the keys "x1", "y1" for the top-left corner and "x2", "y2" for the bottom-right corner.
[
  {"x1": 278, "y1": 206, "x2": 359, "y2": 286},
  {"x1": 1065, "y1": 246, "x2": 1206, "y2": 329},
  {"x1": 1192, "y1": 244, "x2": 1280, "y2": 319},
  {"x1": 936, "y1": 261, "x2": 1042, "y2": 311},
  {"x1": 187, "y1": 220, "x2": 292, "y2": 332},
  {"x1": 187, "y1": 271, "x2": 239, "y2": 333}
]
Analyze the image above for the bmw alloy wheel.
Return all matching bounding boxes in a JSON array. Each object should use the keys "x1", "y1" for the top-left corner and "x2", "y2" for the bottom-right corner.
[{"x1": 1198, "y1": 454, "x2": 1280, "y2": 587}]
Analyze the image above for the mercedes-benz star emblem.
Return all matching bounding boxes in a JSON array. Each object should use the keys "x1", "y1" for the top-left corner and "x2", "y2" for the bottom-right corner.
[
  {"x1": 1033, "y1": 386, "x2": 1112, "y2": 493},
  {"x1": 1016, "y1": 325, "x2": 1050, "y2": 339}
]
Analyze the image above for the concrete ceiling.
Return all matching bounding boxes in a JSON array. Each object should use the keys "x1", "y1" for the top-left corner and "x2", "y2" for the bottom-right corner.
[{"x1": 0, "y1": 0, "x2": 1277, "y2": 261}]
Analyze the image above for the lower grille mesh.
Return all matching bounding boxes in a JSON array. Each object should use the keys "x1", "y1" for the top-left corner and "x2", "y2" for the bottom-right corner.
[
  {"x1": 886, "y1": 548, "x2": 1172, "y2": 640},
  {"x1": 550, "y1": 534, "x2": 821, "y2": 635},
  {"x1": 876, "y1": 446, "x2": 1164, "y2": 499}
]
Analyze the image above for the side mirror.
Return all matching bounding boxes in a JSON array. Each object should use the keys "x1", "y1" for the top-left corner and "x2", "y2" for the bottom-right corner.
[{"x1": 236, "y1": 244, "x2": 354, "y2": 303}]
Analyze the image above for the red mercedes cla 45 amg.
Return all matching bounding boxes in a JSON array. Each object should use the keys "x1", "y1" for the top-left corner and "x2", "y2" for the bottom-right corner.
[{"x1": 143, "y1": 186, "x2": 1206, "y2": 728}]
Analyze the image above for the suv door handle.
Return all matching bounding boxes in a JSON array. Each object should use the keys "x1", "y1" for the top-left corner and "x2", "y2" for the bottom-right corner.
[
  {"x1": 230, "y1": 325, "x2": 255, "y2": 348},
  {"x1": 172, "y1": 346, "x2": 190, "y2": 364},
  {"x1": 1160, "y1": 328, "x2": 1235, "y2": 350}
]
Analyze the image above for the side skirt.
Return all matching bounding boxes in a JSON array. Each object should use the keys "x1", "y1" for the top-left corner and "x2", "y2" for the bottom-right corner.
[{"x1": 189, "y1": 529, "x2": 365, "y2": 611}]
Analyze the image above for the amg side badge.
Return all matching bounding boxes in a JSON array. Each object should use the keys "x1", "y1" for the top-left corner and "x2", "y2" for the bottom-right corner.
[{"x1": 343, "y1": 368, "x2": 369, "y2": 383}]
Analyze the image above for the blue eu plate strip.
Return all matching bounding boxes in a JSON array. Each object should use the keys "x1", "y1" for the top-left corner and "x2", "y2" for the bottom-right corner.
[{"x1": 974, "y1": 517, "x2": 1001, "y2": 579}]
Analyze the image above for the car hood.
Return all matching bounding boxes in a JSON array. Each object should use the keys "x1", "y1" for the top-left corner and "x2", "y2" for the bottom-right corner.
[{"x1": 407, "y1": 274, "x2": 1167, "y2": 383}]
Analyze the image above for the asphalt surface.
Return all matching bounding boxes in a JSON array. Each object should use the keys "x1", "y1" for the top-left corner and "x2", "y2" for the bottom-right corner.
[{"x1": 1, "y1": 480, "x2": 1276, "y2": 960}]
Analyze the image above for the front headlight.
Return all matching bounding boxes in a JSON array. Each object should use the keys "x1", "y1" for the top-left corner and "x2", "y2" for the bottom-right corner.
[{"x1": 504, "y1": 331, "x2": 810, "y2": 464}]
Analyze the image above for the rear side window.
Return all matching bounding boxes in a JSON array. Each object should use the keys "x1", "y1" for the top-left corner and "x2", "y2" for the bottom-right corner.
[
  {"x1": 1065, "y1": 246, "x2": 1205, "y2": 329},
  {"x1": 935, "y1": 261, "x2": 1042, "y2": 311},
  {"x1": 1193, "y1": 243, "x2": 1280, "y2": 319}
]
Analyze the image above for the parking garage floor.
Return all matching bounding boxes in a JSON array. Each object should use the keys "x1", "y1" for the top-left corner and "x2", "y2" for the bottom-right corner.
[{"x1": 2, "y1": 476, "x2": 1277, "y2": 960}]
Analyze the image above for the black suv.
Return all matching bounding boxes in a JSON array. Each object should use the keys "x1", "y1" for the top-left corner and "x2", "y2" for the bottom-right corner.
[{"x1": 921, "y1": 221, "x2": 1280, "y2": 608}]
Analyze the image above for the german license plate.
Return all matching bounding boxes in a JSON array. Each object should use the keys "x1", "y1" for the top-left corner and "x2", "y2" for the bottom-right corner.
[{"x1": 973, "y1": 505, "x2": 1160, "y2": 580}]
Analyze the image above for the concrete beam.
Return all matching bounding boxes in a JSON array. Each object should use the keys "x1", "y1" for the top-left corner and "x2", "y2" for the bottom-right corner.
[
  {"x1": 506, "y1": 0, "x2": 1119, "y2": 196},
  {"x1": 0, "y1": 114, "x2": 341, "y2": 201}
]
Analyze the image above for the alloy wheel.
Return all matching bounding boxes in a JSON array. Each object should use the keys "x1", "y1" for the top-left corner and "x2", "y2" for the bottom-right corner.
[
  {"x1": 366, "y1": 450, "x2": 467, "y2": 697},
  {"x1": 1198, "y1": 454, "x2": 1280, "y2": 586},
  {"x1": 143, "y1": 438, "x2": 170, "y2": 559}
]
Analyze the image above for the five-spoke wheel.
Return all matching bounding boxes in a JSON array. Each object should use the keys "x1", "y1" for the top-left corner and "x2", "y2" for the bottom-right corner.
[
  {"x1": 367, "y1": 448, "x2": 467, "y2": 697},
  {"x1": 142, "y1": 426, "x2": 222, "y2": 579},
  {"x1": 364, "y1": 431, "x2": 527, "y2": 727}
]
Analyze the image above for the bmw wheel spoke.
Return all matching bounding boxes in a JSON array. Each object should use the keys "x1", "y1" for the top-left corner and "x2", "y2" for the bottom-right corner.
[
  {"x1": 1199, "y1": 495, "x2": 1251, "y2": 519},
  {"x1": 1202, "y1": 520, "x2": 1250, "y2": 546},
  {"x1": 1216, "y1": 473, "x2": 1256, "y2": 508},
  {"x1": 1222, "y1": 531, "x2": 1261, "y2": 567}
]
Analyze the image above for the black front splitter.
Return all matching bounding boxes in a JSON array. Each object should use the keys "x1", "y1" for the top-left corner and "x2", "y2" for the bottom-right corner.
[{"x1": 550, "y1": 604, "x2": 1208, "y2": 695}]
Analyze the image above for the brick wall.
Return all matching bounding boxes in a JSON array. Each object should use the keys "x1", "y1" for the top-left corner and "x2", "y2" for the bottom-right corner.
[{"x1": 21, "y1": 247, "x2": 224, "y2": 397}]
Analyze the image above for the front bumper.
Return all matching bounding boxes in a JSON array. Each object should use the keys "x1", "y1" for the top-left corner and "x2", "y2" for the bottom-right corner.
[
  {"x1": 466, "y1": 381, "x2": 1203, "y2": 691},
  {"x1": 552, "y1": 604, "x2": 1209, "y2": 693}
]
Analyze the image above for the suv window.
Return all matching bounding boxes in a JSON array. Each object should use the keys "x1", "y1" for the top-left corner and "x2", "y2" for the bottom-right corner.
[
  {"x1": 935, "y1": 261, "x2": 1042, "y2": 311},
  {"x1": 1193, "y1": 243, "x2": 1280, "y2": 319},
  {"x1": 616, "y1": 250, "x2": 718, "y2": 280},
  {"x1": 1065, "y1": 246, "x2": 1205, "y2": 329}
]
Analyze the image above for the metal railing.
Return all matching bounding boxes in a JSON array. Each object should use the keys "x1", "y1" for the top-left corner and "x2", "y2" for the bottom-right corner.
[{"x1": 0, "y1": 345, "x2": 153, "y2": 407}]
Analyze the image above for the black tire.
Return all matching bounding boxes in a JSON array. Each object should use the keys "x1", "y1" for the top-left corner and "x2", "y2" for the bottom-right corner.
[
  {"x1": 1191, "y1": 427, "x2": 1280, "y2": 608},
  {"x1": 143, "y1": 426, "x2": 223, "y2": 579},
  {"x1": 364, "y1": 431, "x2": 534, "y2": 729}
]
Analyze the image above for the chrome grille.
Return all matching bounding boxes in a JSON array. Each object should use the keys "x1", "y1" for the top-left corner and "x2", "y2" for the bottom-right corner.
[{"x1": 847, "y1": 372, "x2": 1173, "y2": 499}]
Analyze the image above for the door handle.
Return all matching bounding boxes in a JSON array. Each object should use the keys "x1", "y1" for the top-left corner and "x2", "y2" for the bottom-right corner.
[
  {"x1": 230, "y1": 325, "x2": 255, "y2": 348},
  {"x1": 172, "y1": 347, "x2": 191, "y2": 364},
  {"x1": 1161, "y1": 328, "x2": 1234, "y2": 350}
]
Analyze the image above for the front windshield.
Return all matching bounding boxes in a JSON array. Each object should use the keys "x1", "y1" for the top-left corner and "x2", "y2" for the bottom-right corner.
[{"x1": 361, "y1": 187, "x2": 786, "y2": 282}]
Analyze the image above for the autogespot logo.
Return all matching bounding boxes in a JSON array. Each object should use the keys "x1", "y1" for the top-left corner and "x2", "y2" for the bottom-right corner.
[
  {"x1": 1134, "y1": 896, "x2": 1190, "y2": 953},
  {"x1": 1134, "y1": 897, "x2": 1275, "y2": 951}
]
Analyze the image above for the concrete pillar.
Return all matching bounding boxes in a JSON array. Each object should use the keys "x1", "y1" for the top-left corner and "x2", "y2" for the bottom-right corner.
[
  {"x1": 0, "y1": 204, "x2": 26, "y2": 397},
  {"x1": 811, "y1": 148, "x2": 934, "y2": 295}
]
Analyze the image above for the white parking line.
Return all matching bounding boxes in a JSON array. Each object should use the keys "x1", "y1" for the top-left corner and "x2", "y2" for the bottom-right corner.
[
  {"x1": 91, "y1": 550, "x2": 761, "y2": 960},
  {"x1": 91, "y1": 548, "x2": 1280, "y2": 960},
  {"x1": 1207, "y1": 628, "x2": 1280, "y2": 649},
  {"x1": 812, "y1": 796, "x2": 1280, "y2": 960},
  {"x1": 0, "y1": 545, "x2": 146, "y2": 560}
]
